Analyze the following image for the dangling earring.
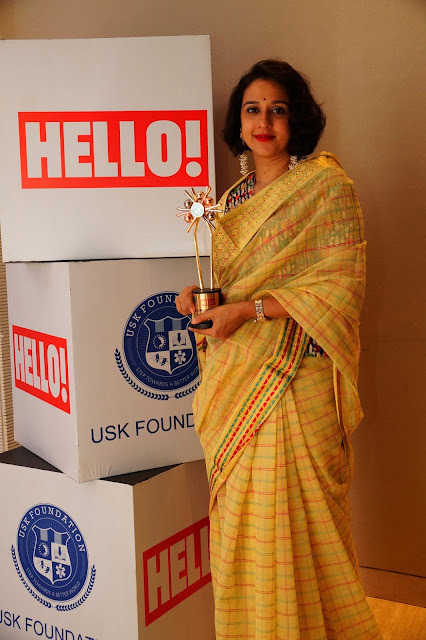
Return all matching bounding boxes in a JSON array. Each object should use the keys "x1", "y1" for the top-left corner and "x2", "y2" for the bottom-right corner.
[
  {"x1": 239, "y1": 152, "x2": 249, "y2": 176},
  {"x1": 288, "y1": 155, "x2": 299, "y2": 171},
  {"x1": 239, "y1": 131, "x2": 249, "y2": 176}
]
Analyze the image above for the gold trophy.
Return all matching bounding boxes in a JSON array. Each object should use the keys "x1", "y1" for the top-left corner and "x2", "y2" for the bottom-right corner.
[{"x1": 177, "y1": 186, "x2": 222, "y2": 329}]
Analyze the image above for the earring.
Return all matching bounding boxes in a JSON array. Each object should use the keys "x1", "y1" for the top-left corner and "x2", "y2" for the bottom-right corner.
[
  {"x1": 288, "y1": 155, "x2": 299, "y2": 171},
  {"x1": 239, "y1": 152, "x2": 249, "y2": 176},
  {"x1": 239, "y1": 131, "x2": 249, "y2": 176}
]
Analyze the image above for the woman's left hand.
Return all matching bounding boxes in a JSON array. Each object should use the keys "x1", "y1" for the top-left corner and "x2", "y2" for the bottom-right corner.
[{"x1": 189, "y1": 302, "x2": 254, "y2": 339}]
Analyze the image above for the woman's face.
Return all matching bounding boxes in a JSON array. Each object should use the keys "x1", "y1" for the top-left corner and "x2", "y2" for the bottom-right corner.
[{"x1": 240, "y1": 78, "x2": 291, "y2": 162}]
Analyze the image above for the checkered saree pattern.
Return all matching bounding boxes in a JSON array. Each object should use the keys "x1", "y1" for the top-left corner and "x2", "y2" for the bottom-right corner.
[{"x1": 193, "y1": 153, "x2": 381, "y2": 638}]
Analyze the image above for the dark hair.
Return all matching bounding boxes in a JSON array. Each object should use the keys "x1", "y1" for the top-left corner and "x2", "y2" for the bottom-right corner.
[{"x1": 222, "y1": 59, "x2": 326, "y2": 157}]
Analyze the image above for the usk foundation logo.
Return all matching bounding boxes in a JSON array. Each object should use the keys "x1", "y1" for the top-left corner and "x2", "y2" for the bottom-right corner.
[
  {"x1": 12, "y1": 504, "x2": 96, "y2": 611},
  {"x1": 115, "y1": 291, "x2": 200, "y2": 401}
]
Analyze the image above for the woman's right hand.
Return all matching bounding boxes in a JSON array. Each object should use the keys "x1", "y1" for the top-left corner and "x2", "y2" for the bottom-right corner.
[{"x1": 176, "y1": 285, "x2": 199, "y2": 316}]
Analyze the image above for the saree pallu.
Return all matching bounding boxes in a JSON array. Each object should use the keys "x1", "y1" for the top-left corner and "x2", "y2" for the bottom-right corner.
[{"x1": 193, "y1": 153, "x2": 382, "y2": 639}]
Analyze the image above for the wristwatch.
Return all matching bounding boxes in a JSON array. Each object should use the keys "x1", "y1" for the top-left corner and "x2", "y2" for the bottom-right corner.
[{"x1": 254, "y1": 299, "x2": 268, "y2": 322}]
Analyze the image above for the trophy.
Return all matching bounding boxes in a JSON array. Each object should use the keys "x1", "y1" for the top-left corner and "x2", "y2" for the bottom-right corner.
[{"x1": 177, "y1": 186, "x2": 222, "y2": 329}]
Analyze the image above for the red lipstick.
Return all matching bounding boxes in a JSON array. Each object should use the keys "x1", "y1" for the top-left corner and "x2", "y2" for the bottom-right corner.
[{"x1": 254, "y1": 135, "x2": 274, "y2": 142}]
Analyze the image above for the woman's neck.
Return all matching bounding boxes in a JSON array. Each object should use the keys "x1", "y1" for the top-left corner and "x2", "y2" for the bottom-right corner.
[{"x1": 253, "y1": 154, "x2": 291, "y2": 193}]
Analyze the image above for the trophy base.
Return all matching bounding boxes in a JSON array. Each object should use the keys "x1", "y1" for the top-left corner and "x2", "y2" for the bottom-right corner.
[{"x1": 189, "y1": 288, "x2": 221, "y2": 330}]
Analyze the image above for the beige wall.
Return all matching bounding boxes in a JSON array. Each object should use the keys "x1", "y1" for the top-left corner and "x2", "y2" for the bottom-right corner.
[{"x1": 1, "y1": 0, "x2": 425, "y2": 603}]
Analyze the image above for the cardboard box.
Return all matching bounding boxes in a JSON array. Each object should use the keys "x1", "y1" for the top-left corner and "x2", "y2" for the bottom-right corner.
[
  {"x1": 0, "y1": 36, "x2": 214, "y2": 262},
  {"x1": 0, "y1": 231, "x2": 17, "y2": 452},
  {"x1": 7, "y1": 258, "x2": 207, "y2": 481},
  {"x1": 0, "y1": 447, "x2": 214, "y2": 640}
]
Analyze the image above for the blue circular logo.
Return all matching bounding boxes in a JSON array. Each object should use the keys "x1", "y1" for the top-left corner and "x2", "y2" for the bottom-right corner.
[
  {"x1": 16, "y1": 504, "x2": 89, "y2": 603},
  {"x1": 122, "y1": 291, "x2": 199, "y2": 393}
]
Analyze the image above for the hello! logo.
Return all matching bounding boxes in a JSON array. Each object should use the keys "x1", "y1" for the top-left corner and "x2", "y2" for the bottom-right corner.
[
  {"x1": 143, "y1": 517, "x2": 211, "y2": 626},
  {"x1": 115, "y1": 291, "x2": 199, "y2": 401},
  {"x1": 11, "y1": 504, "x2": 96, "y2": 611},
  {"x1": 13, "y1": 326, "x2": 70, "y2": 414},
  {"x1": 18, "y1": 110, "x2": 208, "y2": 189}
]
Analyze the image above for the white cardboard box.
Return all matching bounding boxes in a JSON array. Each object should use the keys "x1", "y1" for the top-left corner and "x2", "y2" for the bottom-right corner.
[
  {"x1": 7, "y1": 258, "x2": 207, "y2": 482},
  {"x1": 0, "y1": 448, "x2": 214, "y2": 640},
  {"x1": 0, "y1": 36, "x2": 214, "y2": 262},
  {"x1": 0, "y1": 231, "x2": 17, "y2": 452}
]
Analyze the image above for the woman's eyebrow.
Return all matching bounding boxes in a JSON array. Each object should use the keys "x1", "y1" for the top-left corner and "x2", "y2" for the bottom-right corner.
[{"x1": 242, "y1": 99, "x2": 289, "y2": 107}]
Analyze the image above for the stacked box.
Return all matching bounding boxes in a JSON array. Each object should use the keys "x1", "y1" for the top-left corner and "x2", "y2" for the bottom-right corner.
[
  {"x1": 0, "y1": 36, "x2": 216, "y2": 638},
  {"x1": 0, "y1": 36, "x2": 214, "y2": 262},
  {"x1": 0, "y1": 229, "x2": 17, "y2": 452},
  {"x1": 6, "y1": 257, "x2": 209, "y2": 481},
  {"x1": 0, "y1": 34, "x2": 215, "y2": 477},
  {"x1": 0, "y1": 448, "x2": 214, "y2": 640}
]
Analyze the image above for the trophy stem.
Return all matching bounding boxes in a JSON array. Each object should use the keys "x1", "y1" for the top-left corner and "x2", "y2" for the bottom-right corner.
[
  {"x1": 208, "y1": 222, "x2": 214, "y2": 290},
  {"x1": 193, "y1": 219, "x2": 205, "y2": 290}
]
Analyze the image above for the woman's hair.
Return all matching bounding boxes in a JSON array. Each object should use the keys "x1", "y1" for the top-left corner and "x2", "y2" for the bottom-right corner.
[{"x1": 222, "y1": 59, "x2": 326, "y2": 157}]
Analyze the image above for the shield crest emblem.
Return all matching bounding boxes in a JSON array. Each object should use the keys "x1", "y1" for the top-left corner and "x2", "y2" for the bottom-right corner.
[
  {"x1": 145, "y1": 316, "x2": 193, "y2": 375},
  {"x1": 33, "y1": 526, "x2": 72, "y2": 585}
]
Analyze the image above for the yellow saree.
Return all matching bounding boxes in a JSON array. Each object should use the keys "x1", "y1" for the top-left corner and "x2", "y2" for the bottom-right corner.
[{"x1": 193, "y1": 153, "x2": 382, "y2": 639}]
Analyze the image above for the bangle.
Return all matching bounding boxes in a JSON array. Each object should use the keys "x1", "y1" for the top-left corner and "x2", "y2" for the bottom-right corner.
[{"x1": 254, "y1": 299, "x2": 267, "y2": 322}]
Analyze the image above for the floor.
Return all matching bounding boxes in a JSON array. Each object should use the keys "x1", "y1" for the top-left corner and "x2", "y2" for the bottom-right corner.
[{"x1": 367, "y1": 597, "x2": 426, "y2": 639}]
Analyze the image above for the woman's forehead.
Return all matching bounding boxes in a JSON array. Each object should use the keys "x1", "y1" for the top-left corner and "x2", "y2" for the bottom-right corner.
[{"x1": 242, "y1": 78, "x2": 289, "y2": 102}]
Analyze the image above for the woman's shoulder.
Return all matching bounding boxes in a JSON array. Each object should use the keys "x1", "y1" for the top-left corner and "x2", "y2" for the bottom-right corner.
[
  {"x1": 304, "y1": 151, "x2": 354, "y2": 184},
  {"x1": 217, "y1": 171, "x2": 256, "y2": 217},
  {"x1": 224, "y1": 174, "x2": 256, "y2": 213},
  {"x1": 221, "y1": 171, "x2": 255, "y2": 197},
  {"x1": 303, "y1": 153, "x2": 361, "y2": 215}
]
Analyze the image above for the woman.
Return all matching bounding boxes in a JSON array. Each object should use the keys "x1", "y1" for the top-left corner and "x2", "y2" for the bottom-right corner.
[{"x1": 176, "y1": 60, "x2": 381, "y2": 640}]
